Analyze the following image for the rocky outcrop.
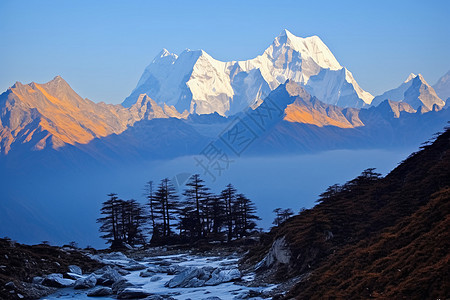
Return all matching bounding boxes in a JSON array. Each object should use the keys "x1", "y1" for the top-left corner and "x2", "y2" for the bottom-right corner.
[{"x1": 255, "y1": 236, "x2": 292, "y2": 271}]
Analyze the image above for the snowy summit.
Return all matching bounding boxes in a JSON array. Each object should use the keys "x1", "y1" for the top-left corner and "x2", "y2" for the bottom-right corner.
[{"x1": 123, "y1": 29, "x2": 374, "y2": 116}]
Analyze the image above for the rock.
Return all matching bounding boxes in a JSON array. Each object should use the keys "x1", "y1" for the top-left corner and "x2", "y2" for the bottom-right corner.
[
  {"x1": 202, "y1": 297, "x2": 222, "y2": 300},
  {"x1": 166, "y1": 265, "x2": 187, "y2": 275},
  {"x1": 185, "y1": 277, "x2": 205, "y2": 287},
  {"x1": 205, "y1": 268, "x2": 241, "y2": 286},
  {"x1": 41, "y1": 273, "x2": 75, "y2": 288},
  {"x1": 87, "y1": 286, "x2": 113, "y2": 297},
  {"x1": 123, "y1": 263, "x2": 146, "y2": 271},
  {"x1": 65, "y1": 272, "x2": 84, "y2": 280},
  {"x1": 32, "y1": 276, "x2": 43, "y2": 284},
  {"x1": 255, "y1": 236, "x2": 292, "y2": 270},
  {"x1": 103, "y1": 252, "x2": 129, "y2": 261},
  {"x1": 117, "y1": 287, "x2": 151, "y2": 299},
  {"x1": 68, "y1": 265, "x2": 82, "y2": 275},
  {"x1": 165, "y1": 267, "x2": 212, "y2": 288},
  {"x1": 96, "y1": 267, "x2": 123, "y2": 286},
  {"x1": 112, "y1": 278, "x2": 135, "y2": 294},
  {"x1": 74, "y1": 274, "x2": 97, "y2": 289},
  {"x1": 145, "y1": 296, "x2": 175, "y2": 300},
  {"x1": 5, "y1": 281, "x2": 16, "y2": 289},
  {"x1": 140, "y1": 269, "x2": 156, "y2": 277},
  {"x1": 115, "y1": 267, "x2": 132, "y2": 276},
  {"x1": 150, "y1": 275, "x2": 162, "y2": 282}
]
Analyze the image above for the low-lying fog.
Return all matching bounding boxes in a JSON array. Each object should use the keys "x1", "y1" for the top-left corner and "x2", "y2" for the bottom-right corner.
[{"x1": 0, "y1": 148, "x2": 414, "y2": 248}]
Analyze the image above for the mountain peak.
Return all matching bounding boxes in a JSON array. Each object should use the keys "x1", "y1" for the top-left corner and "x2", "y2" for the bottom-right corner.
[
  {"x1": 432, "y1": 69, "x2": 450, "y2": 101},
  {"x1": 405, "y1": 73, "x2": 417, "y2": 83}
]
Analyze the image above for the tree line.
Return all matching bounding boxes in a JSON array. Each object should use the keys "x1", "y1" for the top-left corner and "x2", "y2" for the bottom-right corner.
[{"x1": 97, "y1": 174, "x2": 260, "y2": 248}]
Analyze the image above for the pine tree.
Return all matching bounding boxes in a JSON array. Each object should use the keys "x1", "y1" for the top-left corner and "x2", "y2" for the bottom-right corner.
[
  {"x1": 208, "y1": 194, "x2": 226, "y2": 241},
  {"x1": 97, "y1": 193, "x2": 122, "y2": 248},
  {"x1": 155, "y1": 178, "x2": 179, "y2": 240},
  {"x1": 183, "y1": 174, "x2": 210, "y2": 239},
  {"x1": 221, "y1": 184, "x2": 237, "y2": 242},
  {"x1": 234, "y1": 193, "x2": 260, "y2": 237}
]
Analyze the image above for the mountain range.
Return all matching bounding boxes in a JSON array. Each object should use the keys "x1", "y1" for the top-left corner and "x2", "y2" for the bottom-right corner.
[{"x1": 0, "y1": 30, "x2": 449, "y2": 247}]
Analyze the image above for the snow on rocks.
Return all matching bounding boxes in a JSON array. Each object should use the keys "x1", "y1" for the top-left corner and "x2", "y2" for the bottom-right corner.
[{"x1": 44, "y1": 250, "x2": 277, "y2": 300}]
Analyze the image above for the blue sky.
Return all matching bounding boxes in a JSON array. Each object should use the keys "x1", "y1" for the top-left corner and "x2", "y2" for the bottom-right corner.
[{"x1": 0, "y1": 0, "x2": 449, "y2": 104}]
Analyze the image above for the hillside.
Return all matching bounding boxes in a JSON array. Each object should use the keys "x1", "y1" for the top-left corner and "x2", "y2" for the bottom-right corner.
[{"x1": 244, "y1": 125, "x2": 450, "y2": 299}]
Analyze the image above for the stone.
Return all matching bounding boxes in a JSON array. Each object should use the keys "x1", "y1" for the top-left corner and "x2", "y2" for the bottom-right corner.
[
  {"x1": 112, "y1": 278, "x2": 135, "y2": 294},
  {"x1": 65, "y1": 272, "x2": 84, "y2": 280},
  {"x1": 123, "y1": 263, "x2": 146, "y2": 271},
  {"x1": 68, "y1": 265, "x2": 82, "y2": 275},
  {"x1": 5, "y1": 281, "x2": 16, "y2": 289},
  {"x1": 103, "y1": 252, "x2": 129, "y2": 261},
  {"x1": 96, "y1": 267, "x2": 123, "y2": 286},
  {"x1": 32, "y1": 277, "x2": 43, "y2": 284},
  {"x1": 74, "y1": 274, "x2": 97, "y2": 289},
  {"x1": 205, "y1": 268, "x2": 241, "y2": 286},
  {"x1": 150, "y1": 275, "x2": 162, "y2": 282},
  {"x1": 41, "y1": 273, "x2": 75, "y2": 288},
  {"x1": 165, "y1": 267, "x2": 213, "y2": 288},
  {"x1": 140, "y1": 269, "x2": 156, "y2": 277},
  {"x1": 117, "y1": 287, "x2": 151, "y2": 299},
  {"x1": 87, "y1": 286, "x2": 113, "y2": 297},
  {"x1": 255, "y1": 236, "x2": 292, "y2": 270}
]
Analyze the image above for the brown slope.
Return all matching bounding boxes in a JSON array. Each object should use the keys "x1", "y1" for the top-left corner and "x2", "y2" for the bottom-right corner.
[
  {"x1": 245, "y1": 126, "x2": 450, "y2": 299},
  {"x1": 0, "y1": 76, "x2": 186, "y2": 154}
]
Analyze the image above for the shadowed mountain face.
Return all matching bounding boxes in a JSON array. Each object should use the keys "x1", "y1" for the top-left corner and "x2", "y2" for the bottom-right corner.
[{"x1": 244, "y1": 127, "x2": 450, "y2": 299}]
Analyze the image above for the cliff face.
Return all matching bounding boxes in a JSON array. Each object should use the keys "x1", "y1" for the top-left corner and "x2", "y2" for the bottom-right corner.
[{"x1": 245, "y1": 126, "x2": 450, "y2": 299}]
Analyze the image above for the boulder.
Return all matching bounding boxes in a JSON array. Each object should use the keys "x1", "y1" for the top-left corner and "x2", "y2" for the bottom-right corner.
[
  {"x1": 41, "y1": 273, "x2": 75, "y2": 288},
  {"x1": 165, "y1": 267, "x2": 212, "y2": 288},
  {"x1": 112, "y1": 278, "x2": 135, "y2": 294},
  {"x1": 150, "y1": 275, "x2": 162, "y2": 282},
  {"x1": 145, "y1": 296, "x2": 176, "y2": 300},
  {"x1": 96, "y1": 267, "x2": 123, "y2": 286},
  {"x1": 103, "y1": 252, "x2": 129, "y2": 261},
  {"x1": 87, "y1": 286, "x2": 113, "y2": 297},
  {"x1": 74, "y1": 274, "x2": 97, "y2": 289},
  {"x1": 140, "y1": 269, "x2": 156, "y2": 277},
  {"x1": 255, "y1": 236, "x2": 292, "y2": 270},
  {"x1": 68, "y1": 265, "x2": 82, "y2": 275},
  {"x1": 117, "y1": 287, "x2": 151, "y2": 299},
  {"x1": 205, "y1": 268, "x2": 241, "y2": 286},
  {"x1": 123, "y1": 263, "x2": 146, "y2": 271},
  {"x1": 65, "y1": 272, "x2": 84, "y2": 280},
  {"x1": 32, "y1": 276, "x2": 43, "y2": 284}
]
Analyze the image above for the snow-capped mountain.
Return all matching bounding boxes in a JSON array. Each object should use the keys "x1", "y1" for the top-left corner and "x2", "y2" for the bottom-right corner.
[
  {"x1": 433, "y1": 70, "x2": 450, "y2": 102},
  {"x1": 123, "y1": 29, "x2": 373, "y2": 116},
  {"x1": 371, "y1": 73, "x2": 444, "y2": 112}
]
